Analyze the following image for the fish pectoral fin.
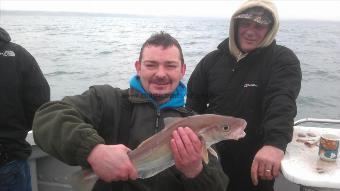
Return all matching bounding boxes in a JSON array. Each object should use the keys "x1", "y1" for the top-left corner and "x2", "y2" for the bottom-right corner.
[
  {"x1": 202, "y1": 147, "x2": 209, "y2": 164},
  {"x1": 207, "y1": 147, "x2": 218, "y2": 159},
  {"x1": 202, "y1": 147, "x2": 218, "y2": 164},
  {"x1": 198, "y1": 135, "x2": 209, "y2": 164}
]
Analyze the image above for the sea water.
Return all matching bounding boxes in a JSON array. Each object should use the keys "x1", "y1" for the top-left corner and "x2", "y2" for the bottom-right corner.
[{"x1": 1, "y1": 11, "x2": 340, "y2": 120}]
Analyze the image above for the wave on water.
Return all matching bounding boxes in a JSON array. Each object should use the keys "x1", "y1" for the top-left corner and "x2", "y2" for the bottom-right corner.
[
  {"x1": 45, "y1": 71, "x2": 84, "y2": 77},
  {"x1": 98, "y1": 50, "x2": 113, "y2": 55}
]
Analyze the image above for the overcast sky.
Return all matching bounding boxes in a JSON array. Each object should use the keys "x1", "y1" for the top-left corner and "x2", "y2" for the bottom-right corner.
[{"x1": 1, "y1": 0, "x2": 340, "y2": 21}]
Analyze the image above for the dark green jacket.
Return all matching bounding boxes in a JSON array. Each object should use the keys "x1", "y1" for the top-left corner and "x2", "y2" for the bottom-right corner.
[{"x1": 33, "y1": 85, "x2": 228, "y2": 191}]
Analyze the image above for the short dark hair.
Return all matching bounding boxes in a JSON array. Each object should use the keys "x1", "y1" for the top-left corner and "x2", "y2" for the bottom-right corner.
[{"x1": 139, "y1": 31, "x2": 184, "y2": 64}]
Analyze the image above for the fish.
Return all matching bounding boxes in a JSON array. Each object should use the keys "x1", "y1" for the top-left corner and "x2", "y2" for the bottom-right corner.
[
  {"x1": 69, "y1": 114, "x2": 247, "y2": 191},
  {"x1": 129, "y1": 114, "x2": 247, "y2": 178}
]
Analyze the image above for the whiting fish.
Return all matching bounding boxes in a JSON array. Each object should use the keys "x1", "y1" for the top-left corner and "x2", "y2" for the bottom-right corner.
[{"x1": 70, "y1": 114, "x2": 247, "y2": 191}]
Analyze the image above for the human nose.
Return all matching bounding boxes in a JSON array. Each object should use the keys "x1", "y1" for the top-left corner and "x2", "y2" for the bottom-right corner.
[
  {"x1": 244, "y1": 27, "x2": 255, "y2": 37},
  {"x1": 155, "y1": 65, "x2": 166, "y2": 77}
]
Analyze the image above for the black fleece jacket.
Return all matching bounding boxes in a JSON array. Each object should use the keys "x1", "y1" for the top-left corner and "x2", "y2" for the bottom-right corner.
[
  {"x1": 0, "y1": 27, "x2": 50, "y2": 160},
  {"x1": 186, "y1": 38, "x2": 301, "y2": 151}
]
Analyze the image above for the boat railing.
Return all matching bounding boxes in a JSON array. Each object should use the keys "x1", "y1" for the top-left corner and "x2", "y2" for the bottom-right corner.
[{"x1": 294, "y1": 118, "x2": 340, "y2": 126}]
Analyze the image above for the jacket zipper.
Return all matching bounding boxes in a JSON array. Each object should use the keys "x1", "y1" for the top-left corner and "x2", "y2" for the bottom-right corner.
[{"x1": 155, "y1": 109, "x2": 161, "y2": 133}]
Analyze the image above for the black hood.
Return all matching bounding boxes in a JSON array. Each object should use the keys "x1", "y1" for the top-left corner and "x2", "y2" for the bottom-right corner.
[
  {"x1": 217, "y1": 38, "x2": 230, "y2": 53},
  {"x1": 0, "y1": 27, "x2": 11, "y2": 43}
]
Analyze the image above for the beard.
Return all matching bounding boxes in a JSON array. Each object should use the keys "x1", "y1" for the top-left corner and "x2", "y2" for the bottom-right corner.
[{"x1": 149, "y1": 77, "x2": 173, "y2": 102}]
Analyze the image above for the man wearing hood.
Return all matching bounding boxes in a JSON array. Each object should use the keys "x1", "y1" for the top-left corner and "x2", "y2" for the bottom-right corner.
[
  {"x1": 0, "y1": 27, "x2": 50, "y2": 190},
  {"x1": 186, "y1": 0, "x2": 301, "y2": 191},
  {"x1": 33, "y1": 32, "x2": 228, "y2": 191}
]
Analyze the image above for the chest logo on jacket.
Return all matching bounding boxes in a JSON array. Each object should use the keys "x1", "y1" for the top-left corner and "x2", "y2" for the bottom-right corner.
[
  {"x1": 243, "y1": 83, "x2": 258, "y2": 88},
  {"x1": 0, "y1": 50, "x2": 15, "y2": 57}
]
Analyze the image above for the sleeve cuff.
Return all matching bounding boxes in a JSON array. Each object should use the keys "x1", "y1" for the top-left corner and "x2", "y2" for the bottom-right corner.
[
  {"x1": 264, "y1": 135, "x2": 289, "y2": 152},
  {"x1": 76, "y1": 131, "x2": 105, "y2": 167}
]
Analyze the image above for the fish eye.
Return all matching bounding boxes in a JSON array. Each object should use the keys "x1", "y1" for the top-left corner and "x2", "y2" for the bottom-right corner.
[{"x1": 223, "y1": 125, "x2": 230, "y2": 131}]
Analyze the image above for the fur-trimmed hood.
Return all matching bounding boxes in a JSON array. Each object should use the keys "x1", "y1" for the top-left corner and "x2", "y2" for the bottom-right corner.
[{"x1": 229, "y1": 0, "x2": 279, "y2": 61}]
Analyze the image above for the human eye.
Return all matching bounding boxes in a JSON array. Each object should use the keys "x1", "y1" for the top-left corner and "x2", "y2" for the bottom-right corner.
[
  {"x1": 144, "y1": 62, "x2": 157, "y2": 69},
  {"x1": 255, "y1": 24, "x2": 268, "y2": 30},
  {"x1": 239, "y1": 19, "x2": 251, "y2": 27},
  {"x1": 168, "y1": 64, "x2": 177, "y2": 68},
  {"x1": 166, "y1": 63, "x2": 179, "y2": 70}
]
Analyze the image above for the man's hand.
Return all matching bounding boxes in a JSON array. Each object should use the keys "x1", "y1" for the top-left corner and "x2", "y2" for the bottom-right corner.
[
  {"x1": 251, "y1": 145, "x2": 284, "y2": 185},
  {"x1": 87, "y1": 144, "x2": 138, "y2": 182},
  {"x1": 170, "y1": 127, "x2": 203, "y2": 178}
]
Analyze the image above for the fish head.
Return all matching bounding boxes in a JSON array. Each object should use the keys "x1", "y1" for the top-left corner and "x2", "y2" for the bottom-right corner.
[
  {"x1": 198, "y1": 115, "x2": 247, "y2": 146},
  {"x1": 219, "y1": 116, "x2": 247, "y2": 140}
]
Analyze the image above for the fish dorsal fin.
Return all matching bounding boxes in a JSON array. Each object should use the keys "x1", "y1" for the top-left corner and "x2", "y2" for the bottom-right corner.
[
  {"x1": 136, "y1": 117, "x2": 182, "y2": 148},
  {"x1": 136, "y1": 137, "x2": 151, "y2": 148},
  {"x1": 163, "y1": 117, "x2": 183, "y2": 127}
]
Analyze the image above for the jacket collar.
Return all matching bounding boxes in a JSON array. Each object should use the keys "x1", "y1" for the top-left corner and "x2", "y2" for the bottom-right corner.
[
  {"x1": 218, "y1": 38, "x2": 276, "y2": 61},
  {"x1": 129, "y1": 75, "x2": 186, "y2": 110}
]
